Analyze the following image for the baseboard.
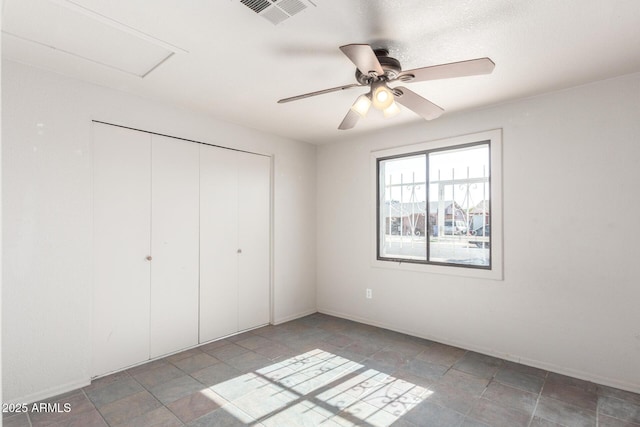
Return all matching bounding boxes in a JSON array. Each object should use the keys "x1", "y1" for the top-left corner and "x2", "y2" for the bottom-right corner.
[
  {"x1": 317, "y1": 307, "x2": 640, "y2": 395},
  {"x1": 5, "y1": 378, "x2": 91, "y2": 405},
  {"x1": 273, "y1": 308, "x2": 318, "y2": 325}
]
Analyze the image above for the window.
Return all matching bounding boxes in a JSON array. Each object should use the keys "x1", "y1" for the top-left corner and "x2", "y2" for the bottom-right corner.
[{"x1": 372, "y1": 130, "x2": 502, "y2": 279}]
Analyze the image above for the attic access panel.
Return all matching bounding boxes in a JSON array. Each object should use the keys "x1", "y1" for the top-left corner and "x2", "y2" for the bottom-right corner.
[{"x1": 2, "y1": 0, "x2": 183, "y2": 77}]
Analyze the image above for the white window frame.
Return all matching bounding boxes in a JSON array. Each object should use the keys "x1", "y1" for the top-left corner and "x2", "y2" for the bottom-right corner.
[{"x1": 370, "y1": 129, "x2": 503, "y2": 280}]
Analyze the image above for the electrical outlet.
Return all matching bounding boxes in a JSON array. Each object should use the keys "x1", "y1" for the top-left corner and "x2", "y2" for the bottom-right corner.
[{"x1": 366, "y1": 288, "x2": 372, "y2": 299}]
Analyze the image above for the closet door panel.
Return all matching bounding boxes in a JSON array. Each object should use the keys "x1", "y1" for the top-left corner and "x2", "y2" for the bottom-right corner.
[
  {"x1": 93, "y1": 124, "x2": 151, "y2": 376},
  {"x1": 237, "y1": 153, "x2": 270, "y2": 331},
  {"x1": 199, "y1": 145, "x2": 239, "y2": 342},
  {"x1": 150, "y1": 135, "x2": 200, "y2": 357}
]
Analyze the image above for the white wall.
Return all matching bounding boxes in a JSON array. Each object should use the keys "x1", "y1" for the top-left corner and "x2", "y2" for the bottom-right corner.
[
  {"x1": 1, "y1": 38, "x2": 4, "y2": 427},
  {"x1": 1, "y1": 59, "x2": 317, "y2": 403},
  {"x1": 317, "y1": 73, "x2": 640, "y2": 393}
]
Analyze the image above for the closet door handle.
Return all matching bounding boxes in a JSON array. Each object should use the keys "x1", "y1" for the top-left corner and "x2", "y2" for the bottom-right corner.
[
  {"x1": 146, "y1": 255, "x2": 153, "y2": 261},
  {"x1": 237, "y1": 249, "x2": 242, "y2": 254}
]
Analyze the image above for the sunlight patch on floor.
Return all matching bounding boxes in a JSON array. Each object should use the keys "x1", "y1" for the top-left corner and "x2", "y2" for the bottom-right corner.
[{"x1": 197, "y1": 349, "x2": 432, "y2": 426}]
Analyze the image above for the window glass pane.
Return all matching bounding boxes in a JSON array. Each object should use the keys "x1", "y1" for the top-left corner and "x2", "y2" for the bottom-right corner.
[
  {"x1": 428, "y1": 144, "x2": 490, "y2": 267},
  {"x1": 379, "y1": 154, "x2": 427, "y2": 260}
]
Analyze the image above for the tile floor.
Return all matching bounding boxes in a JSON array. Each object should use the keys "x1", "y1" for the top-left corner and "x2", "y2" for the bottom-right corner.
[{"x1": 4, "y1": 313, "x2": 640, "y2": 427}]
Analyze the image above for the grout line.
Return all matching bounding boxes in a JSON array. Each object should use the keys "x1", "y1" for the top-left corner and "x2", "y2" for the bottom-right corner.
[
  {"x1": 526, "y1": 370, "x2": 548, "y2": 427},
  {"x1": 596, "y1": 386, "x2": 599, "y2": 427},
  {"x1": 81, "y1": 388, "x2": 110, "y2": 427}
]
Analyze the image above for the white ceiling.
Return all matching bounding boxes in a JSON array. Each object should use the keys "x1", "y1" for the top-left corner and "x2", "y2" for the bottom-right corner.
[{"x1": 3, "y1": 0, "x2": 640, "y2": 144}]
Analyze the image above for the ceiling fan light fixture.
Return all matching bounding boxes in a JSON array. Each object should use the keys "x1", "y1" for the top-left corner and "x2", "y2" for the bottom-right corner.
[
  {"x1": 371, "y1": 83, "x2": 394, "y2": 110},
  {"x1": 383, "y1": 101, "x2": 400, "y2": 118},
  {"x1": 350, "y1": 94, "x2": 372, "y2": 118}
]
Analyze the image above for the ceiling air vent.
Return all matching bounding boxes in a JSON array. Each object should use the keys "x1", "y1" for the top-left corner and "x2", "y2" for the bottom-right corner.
[
  {"x1": 240, "y1": 0, "x2": 271, "y2": 14},
  {"x1": 240, "y1": 0, "x2": 316, "y2": 25},
  {"x1": 261, "y1": 7, "x2": 289, "y2": 25},
  {"x1": 277, "y1": 0, "x2": 307, "y2": 16}
]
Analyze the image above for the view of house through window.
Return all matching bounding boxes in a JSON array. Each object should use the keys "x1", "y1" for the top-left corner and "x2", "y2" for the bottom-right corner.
[{"x1": 378, "y1": 142, "x2": 491, "y2": 268}]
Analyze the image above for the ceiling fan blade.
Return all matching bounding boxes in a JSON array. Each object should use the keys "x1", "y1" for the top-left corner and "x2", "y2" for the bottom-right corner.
[
  {"x1": 398, "y1": 57, "x2": 495, "y2": 83},
  {"x1": 338, "y1": 109, "x2": 359, "y2": 130},
  {"x1": 393, "y1": 86, "x2": 444, "y2": 120},
  {"x1": 339, "y1": 44, "x2": 384, "y2": 77},
  {"x1": 278, "y1": 83, "x2": 364, "y2": 103}
]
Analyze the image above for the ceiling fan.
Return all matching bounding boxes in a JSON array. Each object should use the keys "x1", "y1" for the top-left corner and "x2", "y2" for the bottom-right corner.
[{"x1": 277, "y1": 44, "x2": 495, "y2": 130}]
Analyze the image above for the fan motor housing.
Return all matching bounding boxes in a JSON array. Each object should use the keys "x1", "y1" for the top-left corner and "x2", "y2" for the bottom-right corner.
[{"x1": 355, "y1": 51, "x2": 402, "y2": 84}]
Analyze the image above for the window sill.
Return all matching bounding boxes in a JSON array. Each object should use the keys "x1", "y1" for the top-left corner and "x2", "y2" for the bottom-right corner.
[{"x1": 371, "y1": 258, "x2": 503, "y2": 280}]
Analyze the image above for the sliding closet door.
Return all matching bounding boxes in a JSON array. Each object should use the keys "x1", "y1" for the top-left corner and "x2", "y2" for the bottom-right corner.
[
  {"x1": 150, "y1": 135, "x2": 200, "y2": 358},
  {"x1": 199, "y1": 145, "x2": 240, "y2": 342},
  {"x1": 237, "y1": 152, "x2": 271, "y2": 331},
  {"x1": 93, "y1": 123, "x2": 151, "y2": 376}
]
